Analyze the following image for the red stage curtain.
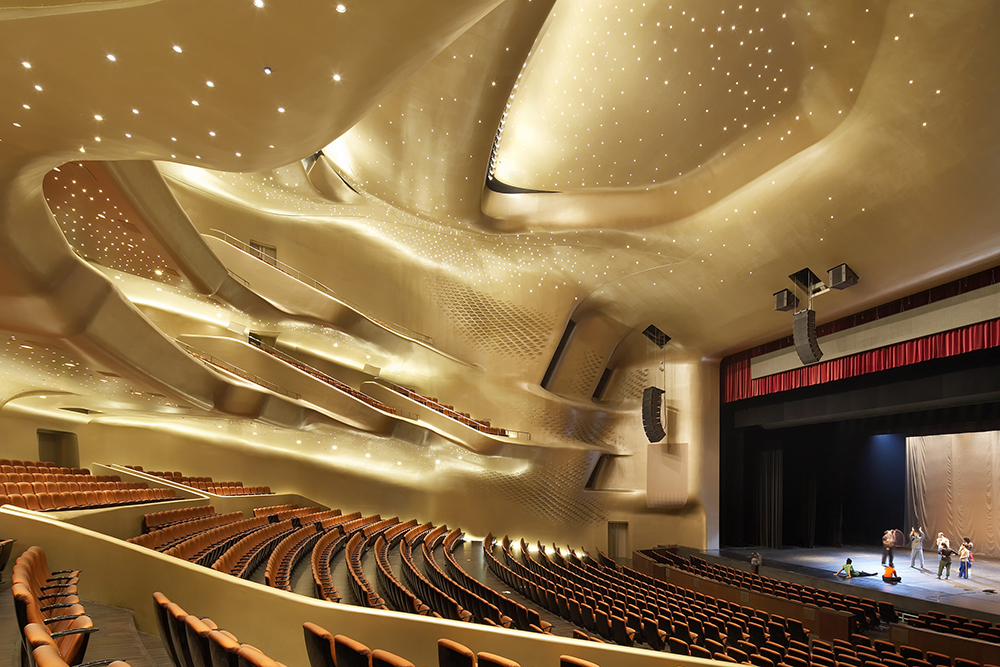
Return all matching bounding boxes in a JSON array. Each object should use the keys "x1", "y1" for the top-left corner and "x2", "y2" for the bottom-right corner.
[{"x1": 723, "y1": 317, "x2": 1000, "y2": 402}]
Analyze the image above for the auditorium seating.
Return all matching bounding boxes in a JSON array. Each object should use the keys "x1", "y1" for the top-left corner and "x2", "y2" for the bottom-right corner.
[
  {"x1": 400, "y1": 524, "x2": 473, "y2": 623},
  {"x1": 382, "y1": 380, "x2": 511, "y2": 437},
  {"x1": 907, "y1": 611, "x2": 1000, "y2": 644},
  {"x1": 125, "y1": 466, "x2": 273, "y2": 496},
  {"x1": 300, "y1": 623, "x2": 600, "y2": 667},
  {"x1": 643, "y1": 548, "x2": 889, "y2": 632},
  {"x1": 0, "y1": 461, "x2": 176, "y2": 511},
  {"x1": 153, "y1": 591, "x2": 290, "y2": 667},
  {"x1": 247, "y1": 338, "x2": 398, "y2": 415},
  {"x1": 11, "y1": 545, "x2": 131, "y2": 667}
]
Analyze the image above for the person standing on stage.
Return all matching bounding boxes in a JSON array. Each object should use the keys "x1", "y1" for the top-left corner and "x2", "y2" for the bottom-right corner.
[
  {"x1": 909, "y1": 527, "x2": 926, "y2": 569},
  {"x1": 958, "y1": 541, "x2": 970, "y2": 578},
  {"x1": 964, "y1": 537, "x2": 974, "y2": 577},
  {"x1": 936, "y1": 532, "x2": 950, "y2": 551},
  {"x1": 938, "y1": 543, "x2": 956, "y2": 579},
  {"x1": 882, "y1": 529, "x2": 895, "y2": 567}
]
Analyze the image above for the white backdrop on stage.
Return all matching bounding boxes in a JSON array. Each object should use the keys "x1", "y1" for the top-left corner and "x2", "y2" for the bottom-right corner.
[{"x1": 906, "y1": 431, "x2": 1000, "y2": 558}]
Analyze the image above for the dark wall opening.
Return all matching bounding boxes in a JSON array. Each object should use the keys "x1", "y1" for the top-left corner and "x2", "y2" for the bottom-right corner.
[{"x1": 721, "y1": 346, "x2": 1000, "y2": 549}]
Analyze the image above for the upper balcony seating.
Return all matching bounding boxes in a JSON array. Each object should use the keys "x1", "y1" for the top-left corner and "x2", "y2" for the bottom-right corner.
[
  {"x1": 125, "y1": 466, "x2": 272, "y2": 496},
  {"x1": 1, "y1": 464, "x2": 175, "y2": 511},
  {"x1": 248, "y1": 339, "x2": 397, "y2": 415},
  {"x1": 382, "y1": 381, "x2": 511, "y2": 437}
]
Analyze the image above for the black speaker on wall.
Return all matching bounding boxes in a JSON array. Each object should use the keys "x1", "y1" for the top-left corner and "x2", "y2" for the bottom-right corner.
[
  {"x1": 792, "y1": 308, "x2": 823, "y2": 365},
  {"x1": 642, "y1": 386, "x2": 666, "y2": 443}
]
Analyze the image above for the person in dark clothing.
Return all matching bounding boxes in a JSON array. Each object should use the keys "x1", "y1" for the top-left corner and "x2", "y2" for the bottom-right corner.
[
  {"x1": 882, "y1": 529, "x2": 895, "y2": 566},
  {"x1": 750, "y1": 552, "x2": 761, "y2": 575},
  {"x1": 938, "y1": 545, "x2": 956, "y2": 579}
]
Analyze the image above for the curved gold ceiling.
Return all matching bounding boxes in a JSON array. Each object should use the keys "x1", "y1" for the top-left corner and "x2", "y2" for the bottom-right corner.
[{"x1": 493, "y1": 0, "x2": 883, "y2": 192}]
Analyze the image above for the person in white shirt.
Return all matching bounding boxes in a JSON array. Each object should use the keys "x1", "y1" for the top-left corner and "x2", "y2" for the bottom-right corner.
[{"x1": 909, "y1": 527, "x2": 925, "y2": 569}]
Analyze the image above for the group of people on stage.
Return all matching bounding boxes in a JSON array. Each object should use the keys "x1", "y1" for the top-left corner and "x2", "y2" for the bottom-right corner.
[
  {"x1": 930, "y1": 531, "x2": 974, "y2": 579},
  {"x1": 833, "y1": 526, "x2": 975, "y2": 584}
]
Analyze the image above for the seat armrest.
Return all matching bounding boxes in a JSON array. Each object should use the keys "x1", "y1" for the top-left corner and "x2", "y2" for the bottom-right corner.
[
  {"x1": 49, "y1": 627, "x2": 100, "y2": 639},
  {"x1": 43, "y1": 613, "x2": 86, "y2": 625},
  {"x1": 40, "y1": 602, "x2": 78, "y2": 611}
]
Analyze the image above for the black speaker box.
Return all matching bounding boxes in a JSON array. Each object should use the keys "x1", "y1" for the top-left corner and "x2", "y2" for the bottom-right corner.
[
  {"x1": 828, "y1": 263, "x2": 859, "y2": 290},
  {"x1": 793, "y1": 309, "x2": 823, "y2": 365},
  {"x1": 642, "y1": 386, "x2": 666, "y2": 443},
  {"x1": 773, "y1": 289, "x2": 799, "y2": 312}
]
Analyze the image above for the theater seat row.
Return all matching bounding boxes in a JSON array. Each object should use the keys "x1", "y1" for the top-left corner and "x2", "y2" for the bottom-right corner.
[
  {"x1": 3, "y1": 487, "x2": 176, "y2": 512},
  {"x1": 12, "y1": 546, "x2": 132, "y2": 667}
]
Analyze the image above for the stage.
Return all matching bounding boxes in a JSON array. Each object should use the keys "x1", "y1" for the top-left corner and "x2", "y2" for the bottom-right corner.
[{"x1": 679, "y1": 545, "x2": 1000, "y2": 623}]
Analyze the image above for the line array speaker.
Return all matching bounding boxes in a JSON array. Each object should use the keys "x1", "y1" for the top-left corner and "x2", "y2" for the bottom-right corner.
[
  {"x1": 792, "y1": 308, "x2": 823, "y2": 365},
  {"x1": 642, "y1": 386, "x2": 666, "y2": 443}
]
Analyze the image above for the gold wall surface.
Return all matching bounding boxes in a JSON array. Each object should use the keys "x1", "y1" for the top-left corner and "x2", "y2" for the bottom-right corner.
[{"x1": 0, "y1": 2, "x2": 999, "y2": 642}]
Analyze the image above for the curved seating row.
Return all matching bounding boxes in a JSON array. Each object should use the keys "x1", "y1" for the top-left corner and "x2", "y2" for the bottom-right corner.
[
  {"x1": 212, "y1": 518, "x2": 300, "y2": 578},
  {"x1": 267, "y1": 510, "x2": 358, "y2": 591},
  {"x1": 346, "y1": 518, "x2": 400, "y2": 609},
  {"x1": 249, "y1": 339, "x2": 398, "y2": 415},
  {"x1": 424, "y1": 529, "x2": 512, "y2": 629},
  {"x1": 163, "y1": 516, "x2": 271, "y2": 565},
  {"x1": 651, "y1": 550, "x2": 891, "y2": 632},
  {"x1": 441, "y1": 528, "x2": 552, "y2": 634},
  {"x1": 309, "y1": 513, "x2": 376, "y2": 602},
  {"x1": 3, "y1": 487, "x2": 176, "y2": 512},
  {"x1": 907, "y1": 611, "x2": 1000, "y2": 644},
  {"x1": 399, "y1": 525, "x2": 472, "y2": 623},
  {"x1": 125, "y1": 465, "x2": 274, "y2": 496},
  {"x1": 129, "y1": 511, "x2": 245, "y2": 551},
  {"x1": 144, "y1": 505, "x2": 217, "y2": 533},
  {"x1": 374, "y1": 522, "x2": 436, "y2": 616},
  {"x1": 383, "y1": 381, "x2": 510, "y2": 437}
]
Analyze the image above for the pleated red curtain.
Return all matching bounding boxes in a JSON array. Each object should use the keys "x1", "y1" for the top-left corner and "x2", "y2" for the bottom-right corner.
[{"x1": 723, "y1": 317, "x2": 1000, "y2": 402}]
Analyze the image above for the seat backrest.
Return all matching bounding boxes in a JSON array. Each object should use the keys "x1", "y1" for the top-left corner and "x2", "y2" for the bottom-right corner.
[
  {"x1": 371, "y1": 649, "x2": 415, "y2": 667},
  {"x1": 559, "y1": 657, "x2": 601, "y2": 667},
  {"x1": 478, "y1": 653, "x2": 520, "y2": 667},
  {"x1": 302, "y1": 623, "x2": 335, "y2": 667},
  {"x1": 333, "y1": 635, "x2": 371, "y2": 667},
  {"x1": 437, "y1": 638, "x2": 474, "y2": 667}
]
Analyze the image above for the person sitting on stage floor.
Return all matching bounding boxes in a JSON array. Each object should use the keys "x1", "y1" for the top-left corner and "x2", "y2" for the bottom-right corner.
[
  {"x1": 883, "y1": 564, "x2": 901, "y2": 584},
  {"x1": 835, "y1": 558, "x2": 877, "y2": 579}
]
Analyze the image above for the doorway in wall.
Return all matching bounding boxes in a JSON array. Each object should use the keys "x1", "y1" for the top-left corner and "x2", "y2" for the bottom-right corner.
[
  {"x1": 249, "y1": 241, "x2": 277, "y2": 267},
  {"x1": 607, "y1": 521, "x2": 629, "y2": 562},
  {"x1": 37, "y1": 429, "x2": 79, "y2": 468}
]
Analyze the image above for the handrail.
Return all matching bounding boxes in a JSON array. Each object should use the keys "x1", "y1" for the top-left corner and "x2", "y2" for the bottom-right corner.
[
  {"x1": 371, "y1": 377, "x2": 526, "y2": 440},
  {"x1": 207, "y1": 229, "x2": 434, "y2": 345},
  {"x1": 251, "y1": 340, "x2": 396, "y2": 415},
  {"x1": 174, "y1": 338, "x2": 302, "y2": 400}
]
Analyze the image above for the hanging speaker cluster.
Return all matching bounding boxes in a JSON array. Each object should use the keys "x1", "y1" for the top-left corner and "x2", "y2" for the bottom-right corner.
[
  {"x1": 642, "y1": 386, "x2": 666, "y2": 443},
  {"x1": 772, "y1": 264, "x2": 858, "y2": 367},
  {"x1": 792, "y1": 309, "x2": 822, "y2": 365}
]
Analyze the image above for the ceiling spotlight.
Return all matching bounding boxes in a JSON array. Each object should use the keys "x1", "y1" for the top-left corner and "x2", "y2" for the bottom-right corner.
[
  {"x1": 336, "y1": 4, "x2": 346, "y2": 12},
  {"x1": 333, "y1": 74, "x2": 341, "y2": 81},
  {"x1": 263, "y1": 66, "x2": 272, "y2": 74},
  {"x1": 22, "y1": 61, "x2": 31, "y2": 68},
  {"x1": 254, "y1": 0, "x2": 264, "y2": 6},
  {"x1": 172, "y1": 45, "x2": 183, "y2": 53},
  {"x1": 106, "y1": 54, "x2": 116, "y2": 62}
]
